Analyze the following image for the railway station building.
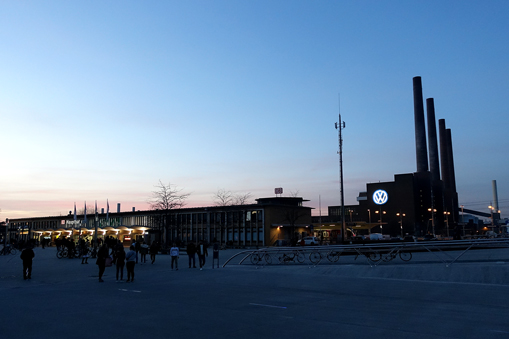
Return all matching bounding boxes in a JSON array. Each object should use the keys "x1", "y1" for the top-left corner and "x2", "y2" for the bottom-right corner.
[{"x1": 6, "y1": 197, "x2": 312, "y2": 248}]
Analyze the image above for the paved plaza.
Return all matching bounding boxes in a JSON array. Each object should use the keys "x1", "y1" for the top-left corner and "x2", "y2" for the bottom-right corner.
[{"x1": 1, "y1": 246, "x2": 509, "y2": 339}]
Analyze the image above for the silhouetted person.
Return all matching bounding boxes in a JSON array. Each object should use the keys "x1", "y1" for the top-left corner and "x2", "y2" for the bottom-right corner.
[
  {"x1": 140, "y1": 241, "x2": 149, "y2": 264},
  {"x1": 81, "y1": 239, "x2": 89, "y2": 264},
  {"x1": 20, "y1": 245, "x2": 35, "y2": 280},
  {"x1": 197, "y1": 240, "x2": 208, "y2": 270},
  {"x1": 96, "y1": 244, "x2": 108, "y2": 282},
  {"x1": 170, "y1": 242, "x2": 179, "y2": 270},
  {"x1": 126, "y1": 245, "x2": 136, "y2": 282},
  {"x1": 187, "y1": 242, "x2": 197, "y2": 268},
  {"x1": 150, "y1": 241, "x2": 159, "y2": 264},
  {"x1": 115, "y1": 246, "x2": 126, "y2": 281},
  {"x1": 212, "y1": 238, "x2": 219, "y2": 269}
]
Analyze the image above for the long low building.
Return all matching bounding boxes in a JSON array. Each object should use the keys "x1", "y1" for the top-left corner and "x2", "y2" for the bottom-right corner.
[{"x1": 6, "y1": 197, "x2": 313, "y2": 248}]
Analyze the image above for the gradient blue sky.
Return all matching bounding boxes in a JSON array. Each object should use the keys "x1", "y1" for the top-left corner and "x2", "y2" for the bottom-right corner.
[{"x1": 2, "y1": 1, "x2": 508, "y2": 219}]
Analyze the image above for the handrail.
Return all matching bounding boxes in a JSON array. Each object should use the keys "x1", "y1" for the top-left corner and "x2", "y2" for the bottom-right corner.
[{"x1": 222, "y1": 238, "x2": 509, "y2": 268}]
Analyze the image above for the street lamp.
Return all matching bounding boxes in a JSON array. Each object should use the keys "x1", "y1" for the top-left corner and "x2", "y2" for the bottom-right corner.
[
  {"x1": 444, "y1": 211, "x2": 451, "y2": 237},
  {"x1": 396, "y1": 212, "x2": 406, "y2": 238},
  {"x1": 367, "y1": 209, "x2": 371, "y2": 234},
  {"x1": 488, "y1": 205, "x2": 495, "y2": 231},
  {"x1": 460, "y1": 205, "x2": 465, "y2": 236},
  {"x1": 428, "y1": 208, "x2": 437, "y2": 236},
  {"x1": 375, "y1": 210, "x2": 386, "y2": 234}
]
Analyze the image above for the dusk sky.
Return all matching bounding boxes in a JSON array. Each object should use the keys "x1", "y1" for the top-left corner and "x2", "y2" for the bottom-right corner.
[{"x1": 2, "y1": 1, "x2": 508, "y2": 220}]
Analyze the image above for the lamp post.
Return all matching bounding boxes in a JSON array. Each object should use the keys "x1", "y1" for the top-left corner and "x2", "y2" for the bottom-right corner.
[
  {"x1": 460, "y1": 205, "x2": 465, "y2": 236},
  {"x1": 444, "y1": 211, "x2": 451, "y2": 237},
  {"x1": 375, "y1": 209, "x2": 386, "y2": 234},
  {"x1": 396, "y1": 213, "x2": 405, "y2": 238},
  {"x1": 428, "y1": 208, "x2": 437, "y2": 236},
  {"x1": 367, "y1": 209, "x2": 371, "y2": 234},
  {"x1": 488, "y1": 205, "x2": 495, "y2": 231}
]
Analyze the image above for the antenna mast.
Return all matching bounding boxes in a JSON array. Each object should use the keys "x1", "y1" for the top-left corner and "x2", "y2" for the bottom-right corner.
[{"x1": 335, "y1": 95, "x2": 346, "y2": 243}]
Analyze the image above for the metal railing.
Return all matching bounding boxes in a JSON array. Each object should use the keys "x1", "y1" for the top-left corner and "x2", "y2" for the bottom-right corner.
[{"x1": 222, "y1": 238, "x2": 509, "y2": 268}]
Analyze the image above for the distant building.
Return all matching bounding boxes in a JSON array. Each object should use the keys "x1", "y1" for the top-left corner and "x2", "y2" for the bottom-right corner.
[{"x1": 6, "y1": 197, "x2": 312, "y2": 247}]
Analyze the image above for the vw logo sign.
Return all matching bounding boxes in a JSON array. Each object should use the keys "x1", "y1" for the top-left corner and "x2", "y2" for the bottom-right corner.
[{"x1": 373, "y1": 189, "x2": 388, "y2": 205}]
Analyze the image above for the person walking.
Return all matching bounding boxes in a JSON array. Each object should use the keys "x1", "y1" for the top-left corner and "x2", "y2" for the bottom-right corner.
[
  {"x1": 187, "y1": 242, "x2": 197, "y2": 268},
  {"x1": 170, "y1": 242, "x2": 179, "y2": 270},
  {"x1": 115, "y1": 245, "x2": 126, "y2": 281},
  {"x1": 149, "y1": 241, "x2": 159, "y2": 264},
  {"x1": 20, "y1": 245, "x2": 35, "y2": 280},
  {"x1": 134, "y1": 239, "x2": 141, "y2": 263},
  {"x1": 197, "y1": 240, "x2": 208, "y2": 270},
  {"x1": 212, "y1": 238, "x2": 220, "y2": 269},
  {"x1": 140, "y1": 241, "x2": 149, "y2": 264},
  {"x1": 96, "y1": 243, "x2": 109, "y2": 282},
  {"x1": 81, "y1": 240, "x2": 89, "y2": 264},
  {"x1": 125, "y1": 245, "x2": 136, "y2": 282}
]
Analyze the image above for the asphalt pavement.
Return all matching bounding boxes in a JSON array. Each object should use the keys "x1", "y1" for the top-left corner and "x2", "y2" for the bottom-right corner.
[{"x1": 1, "y1": 246, "x2": 509, "y2": 339}]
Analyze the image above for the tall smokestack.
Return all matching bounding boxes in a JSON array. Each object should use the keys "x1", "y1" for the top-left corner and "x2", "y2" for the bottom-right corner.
[
  {"x1": 446, "y1": 128, "x2": 459, "y2": 223},
  {"x1": 413, "y1": 76, "x2": 428, "y2": 173},
  {"x1": 426, "y1": 98, "x2": 440, "y2": 182},
  {"x1": 493, "y1": 180, "x2": 499, "y2": 212},
  {"x1": 117, "y1": 203, "x2": 121, "y2": 213},
  {"x1": 446, "y1": 129, "x2": 457, "y2": 193},
  {"x1": 438, "y1": 119, "x2": 450, "y2": 189}
]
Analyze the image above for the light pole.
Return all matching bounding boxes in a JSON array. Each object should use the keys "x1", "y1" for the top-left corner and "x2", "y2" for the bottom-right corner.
[
  {"x1": 335, "y1": 108, "x2": 346, "y2": 243},
  {"x1": 488, "y1": 205, "x2": 495, "y2": 230},
  {"x1": 375, "y1": 209, "x2": 386, "y2": 234},
  {"x1": 460, "y1": 205, "x2": 465, "y2": 237},
  {"x1": 444, "y1": 211, "x2": 451, "y2": 237},
  {"x1": 367, "y1": 209, "x2": 371, "y2": 234},
  {"x1": 428, "y1": 208, "x2": 437, "y2": 236},
  {"x1": 397, "y1": 212, "x2": 405, "y2": 238}
]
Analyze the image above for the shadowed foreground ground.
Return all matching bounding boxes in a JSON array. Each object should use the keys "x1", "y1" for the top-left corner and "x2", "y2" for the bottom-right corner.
[{"x1": 1, "y1": 246, "x2": 508, "y2": 339}]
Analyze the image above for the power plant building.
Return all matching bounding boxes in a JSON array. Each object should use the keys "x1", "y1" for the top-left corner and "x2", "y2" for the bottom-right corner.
[{"x1": 325, "y1": 76, "x2": 460, "y2": 238}]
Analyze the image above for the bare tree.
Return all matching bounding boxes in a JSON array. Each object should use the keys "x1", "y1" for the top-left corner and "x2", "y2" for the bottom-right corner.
[
  {"x1": 288, "y1": 190, "x2": 300, "y2": 198},
  {"x1": 213, "y1": 189, "x2": 233, "y2": 206},
  {"x1": 233, "y1": 192, "x2": 252, "y2": 205},
  {"x1": 214, "y1": 189, "x2": 253, "y2": 206},
  {"x1": 150, "y1": 180, "x2": 190, "y2": 244},
  {"x1": 77, "y1": 204, "x2": 95, "y2": 216},
  {"x1": 150, "y1": 180, "x2": 190, "y2": 211}
]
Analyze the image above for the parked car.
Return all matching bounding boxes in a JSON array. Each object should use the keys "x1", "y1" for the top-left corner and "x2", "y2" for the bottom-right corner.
[
  {"x1": 423, "y1": 234, "x2": 437, "y2": 241},
  {"x1": 368, "y1": 233, "x2": 383, "y2": 241},
  {"x1": 301, "y1": 236, "x2": 320, "y2": 245}
]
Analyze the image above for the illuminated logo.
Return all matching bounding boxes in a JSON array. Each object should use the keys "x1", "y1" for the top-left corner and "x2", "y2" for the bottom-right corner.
[{"x1": 373, "y1": 190, "x2": 388, "y2": 205}]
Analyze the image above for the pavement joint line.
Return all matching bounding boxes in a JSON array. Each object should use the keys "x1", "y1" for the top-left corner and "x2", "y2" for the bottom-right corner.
[
  {"x1": 361, "y1": 275, "x2": 509, "y2": 287},
  {"x1": 249, "y1": 303, "x2": 287, "y2": 309}
]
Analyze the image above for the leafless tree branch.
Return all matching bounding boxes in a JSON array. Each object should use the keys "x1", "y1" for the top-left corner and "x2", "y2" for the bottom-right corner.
[
  {"x1": 213, "y1": 189, "x2": 233, "y2": 206},
  {"x1": 150, "y1": 180, "x2": 190, "y2": 211},
  {"x1": 233, "y1": 192, "x2": 252, "y2": 205}
]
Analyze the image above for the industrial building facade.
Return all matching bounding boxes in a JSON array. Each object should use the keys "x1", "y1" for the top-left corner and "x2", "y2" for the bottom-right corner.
[
  {"x1": 6, "y1": 197, "x2": 312, "y2": 247},
  {"x1": 317, "y1": 76, "x2": 461, "y2": 239}
]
